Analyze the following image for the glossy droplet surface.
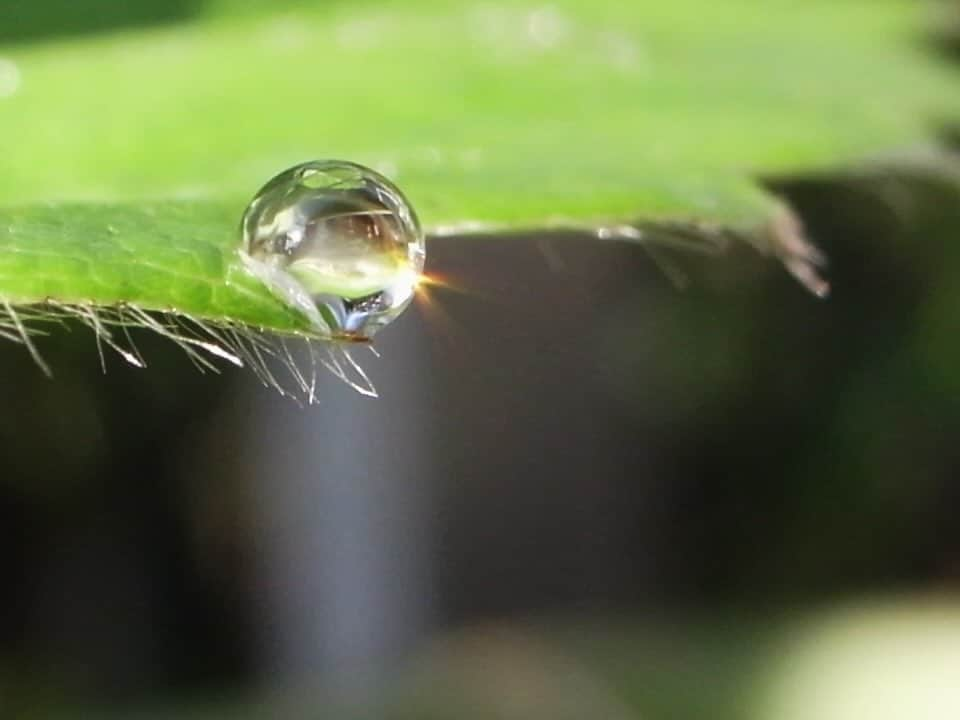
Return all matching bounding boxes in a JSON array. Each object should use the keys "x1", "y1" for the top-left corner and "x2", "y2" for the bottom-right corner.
[{"x1": 242, "y1": 160, "x2": 425, "y2": 340}]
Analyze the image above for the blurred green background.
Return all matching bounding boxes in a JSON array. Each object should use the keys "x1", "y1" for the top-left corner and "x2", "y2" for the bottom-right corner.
[{"x1": 2, "y1": 1, "x2": 960, "y2": 719}]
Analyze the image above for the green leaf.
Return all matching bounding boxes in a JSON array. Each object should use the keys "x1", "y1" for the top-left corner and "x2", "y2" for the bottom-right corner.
[
  {"x1": 0, "y1": 202, "x2": 310, "y2": 332},
  {"x1": 2, "y1": 0, "x2": 957, "y2": 226},
  {"x1": 0, "y1": 0, "x2": 955, "y2": 370}
]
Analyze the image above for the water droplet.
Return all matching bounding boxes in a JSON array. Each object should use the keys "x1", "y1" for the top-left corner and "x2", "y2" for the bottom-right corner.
[{"x1": 242, "y1": 160, "x2": 425, "y2": 341}]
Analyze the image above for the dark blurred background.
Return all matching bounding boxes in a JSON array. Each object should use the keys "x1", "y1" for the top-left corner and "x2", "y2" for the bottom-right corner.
[{"x1": 2, "y1": 1, "x2": 960, "y2": 719}]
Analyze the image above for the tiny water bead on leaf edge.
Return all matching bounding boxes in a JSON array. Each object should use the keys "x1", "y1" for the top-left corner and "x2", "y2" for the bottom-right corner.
[
  {"x1": 240, "y1": 160, "x2": 426, "y2": 342},
  {"x1": 0, "y1": 159, "x2": 826, "y2": 400}
]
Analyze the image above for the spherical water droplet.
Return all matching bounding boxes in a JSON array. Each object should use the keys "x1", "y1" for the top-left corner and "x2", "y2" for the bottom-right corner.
[{"x1": 242, "y1": 160, "x2": 425, "y2": 341}]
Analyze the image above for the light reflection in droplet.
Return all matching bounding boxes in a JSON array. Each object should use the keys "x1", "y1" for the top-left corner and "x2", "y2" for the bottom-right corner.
[{"x1": 241, "y1": 160, "x2": 426, "y2": 342}]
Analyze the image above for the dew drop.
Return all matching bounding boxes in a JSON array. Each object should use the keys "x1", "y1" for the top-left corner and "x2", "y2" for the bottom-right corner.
[{"x1": 242, "y1": 160, "x2": 425, "y2": 341}]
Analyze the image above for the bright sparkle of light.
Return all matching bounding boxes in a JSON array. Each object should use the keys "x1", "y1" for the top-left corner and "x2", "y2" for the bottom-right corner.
[{"x1": 415, "y1": 272, "x2": 457, "y2": 293}]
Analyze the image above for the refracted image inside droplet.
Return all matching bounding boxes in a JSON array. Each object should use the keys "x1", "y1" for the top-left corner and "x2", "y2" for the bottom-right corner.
[{"x1": 242, "y1": 160, "x2": 425, "y2": 341}]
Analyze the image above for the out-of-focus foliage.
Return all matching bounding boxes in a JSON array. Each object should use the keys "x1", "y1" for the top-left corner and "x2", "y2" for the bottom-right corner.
[{"x1": 0, "y1": 0, "x2": 958, "y2": 227}]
